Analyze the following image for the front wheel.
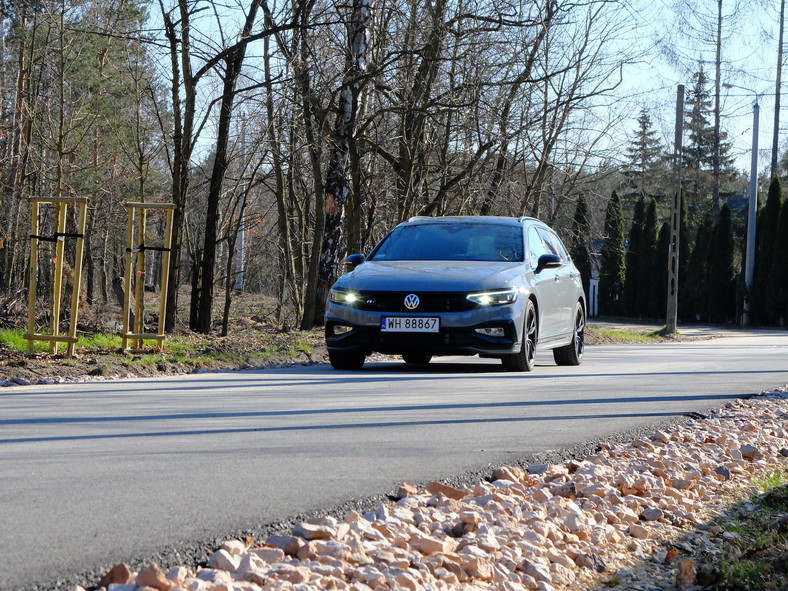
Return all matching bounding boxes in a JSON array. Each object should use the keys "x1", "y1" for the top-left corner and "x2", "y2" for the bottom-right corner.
[
  {"x1": 502, "y1": 299, "x2": 537, "y2": 372},
  {"x1": 553, "y1": 302, "x2": 585, "y2": 366},
  {"x1": 328, "y1": 350, "x2": 366, "y2": 370}
]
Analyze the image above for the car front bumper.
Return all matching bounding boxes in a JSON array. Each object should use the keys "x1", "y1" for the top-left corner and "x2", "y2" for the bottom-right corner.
[{"x1": 325, "y1": 301, "x2": 524, "y2": 357}]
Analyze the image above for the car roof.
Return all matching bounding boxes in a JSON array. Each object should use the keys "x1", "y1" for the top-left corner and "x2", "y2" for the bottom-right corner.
[{"x1": 404, "y1": 215, "x2": 541, "y2": 227}]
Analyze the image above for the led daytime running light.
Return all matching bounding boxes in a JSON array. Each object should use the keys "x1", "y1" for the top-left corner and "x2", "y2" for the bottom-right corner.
[{"x1": 467, "y1": 290, "x2": 518, "y2": 306}]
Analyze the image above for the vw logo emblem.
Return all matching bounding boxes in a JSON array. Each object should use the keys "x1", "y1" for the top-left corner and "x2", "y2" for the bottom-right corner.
[{"x1": 404, "y1": 294, "x2": 420, "y2": 310}]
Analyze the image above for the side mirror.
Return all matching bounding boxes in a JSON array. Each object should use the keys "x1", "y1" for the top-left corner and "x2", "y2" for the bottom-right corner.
[
  {"x1": 344, "y1": 253, "x2": 365, "y2": 270},
  {"x1": 535, "y1": 253, "x2": 562, "y2": 274}
]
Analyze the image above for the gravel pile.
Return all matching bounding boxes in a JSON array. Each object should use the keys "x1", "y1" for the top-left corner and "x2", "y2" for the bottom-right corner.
[{"x1": 65, "y1": 387, "x2": 788, "y2": 591}]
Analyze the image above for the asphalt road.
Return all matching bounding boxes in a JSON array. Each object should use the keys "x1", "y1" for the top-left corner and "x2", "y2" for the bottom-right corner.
[{"x1": 2, "y1": 329, "x2": 788, "y2": 590}]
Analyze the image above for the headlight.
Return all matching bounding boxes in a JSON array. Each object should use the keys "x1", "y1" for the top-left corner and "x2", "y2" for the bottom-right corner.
[
  {"x1": 329, "y1": 290, "x2": 360, "y2": 305},
  {"x1": 467, "y1": 289, "x2": 518, "y2": 306}
]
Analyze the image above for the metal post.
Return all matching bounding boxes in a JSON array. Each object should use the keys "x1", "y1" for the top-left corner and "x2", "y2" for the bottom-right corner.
[
  {"x1": 743, "y1": 98, "x2": 759, "y2": 327},
  {"x1": 723, "y1": 82, "x2": 760, "y2": 328},
  {"x1": 666, "y1": 84, "x2": 684, "y2": 335}
]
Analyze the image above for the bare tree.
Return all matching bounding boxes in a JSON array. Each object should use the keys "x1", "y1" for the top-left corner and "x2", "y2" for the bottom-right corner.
[
  {"x1": 157, "y1": 0, "x2": 199, "y2": 331},
  {"x1": 193, "y1": 0, "x2": 265, "y2": 334},
  {"x1": 259, "y1": 0, "x2": 336, "y2": 329},
  {"x1": 1, "y1": 1, "x2": 35, "y2": 292},
  {"x1": 479, "y1": 1, "x2": 557, "y2": 216}
]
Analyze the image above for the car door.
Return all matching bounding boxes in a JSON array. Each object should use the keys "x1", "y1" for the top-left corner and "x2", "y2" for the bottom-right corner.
[
  {"x1": 537, "y1": 227, "x2": 576, "y2": 338},
  {"x1": 526, "y1": 225, "x2": 562, "y2": 339}
]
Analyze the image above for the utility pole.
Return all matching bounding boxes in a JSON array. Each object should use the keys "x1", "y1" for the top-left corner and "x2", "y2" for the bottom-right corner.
[
  {"x1": 744, "y1": 97, "x2": 759, "y2": 327},
  {"x1": 712, "y1": 0, "x2": 722, "y2": 225},
  {"x1": 666, "y1": 84, "x2": 684, "y2": 336},
  {"x1": 722, "y1": 82, "x2": 759, "y2": 327},
  {"x1": 773, "y1": 0, "x2": 785, "y2": 178}
]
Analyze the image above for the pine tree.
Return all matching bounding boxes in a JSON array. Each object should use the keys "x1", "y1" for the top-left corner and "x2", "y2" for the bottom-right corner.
[
  {"x1": 684, "y1": 65, "x2": 715, "y2": 209},
  {"x1": 625, "y1": 109, "x2": 668, "y2": 196},
  {"x1": 686, "y1": 214, "x2": 714, "y2": 321},
  {"x1": 638, "y1": 199, "x2": 659, "y2": 317},
  {"x1": 624, "y1": 196, "x2": 646, "y2": 316},
  {"x1": 654, "y1": 221, "x2": 671, "y2": 319},
  {"x1": 683, "y1": 65, "x2": 738, "y2": 230},
  {"x1": 599, "y1": 191, "x2": 626, "y2": 316},
  {"x1": 707, "y1": 204, "x2": 735, "y2": 323},
  {"x1": 770, "y1": 201, "x2": 788, "y2": 325},
  {"x1": 678, "y1": 192, "x2": 692, "y2": 320},
  {"x1": 570, "y1": 195, "x2": 593, "y2": 298},
  {"x1": 755, "y1": 177, "x2": 784, "y2": 325}
]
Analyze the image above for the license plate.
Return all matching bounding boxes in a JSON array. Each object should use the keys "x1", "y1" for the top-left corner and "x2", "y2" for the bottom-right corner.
[{"x1": 381, "y1": 317, "x2": 440, "y2": 333}]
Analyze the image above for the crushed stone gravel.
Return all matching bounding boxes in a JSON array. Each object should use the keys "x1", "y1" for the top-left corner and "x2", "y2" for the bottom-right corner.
[{"x1": 26, "y1": 386, "x2": 788, "y2": 591}]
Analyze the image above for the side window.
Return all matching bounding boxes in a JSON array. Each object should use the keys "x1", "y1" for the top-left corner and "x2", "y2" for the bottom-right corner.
[
  {"x1": 527, "y1": 227, "x2": 549, "y2": 269},
  {"x1": 535, "y1": 227, "x2": 559, "y2": 256},
  {"x1": 538, "y1": 228, "x2": 568, "y2": 260}
]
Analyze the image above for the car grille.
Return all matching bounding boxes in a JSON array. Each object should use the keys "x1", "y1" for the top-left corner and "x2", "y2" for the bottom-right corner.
[{"x1": 353, "y1": 291, "x2": 476, "y2": 312}]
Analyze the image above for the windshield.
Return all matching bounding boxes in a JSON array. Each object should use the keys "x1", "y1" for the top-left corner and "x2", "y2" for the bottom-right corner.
[{"x1": 370, "y1": 222, "x2": 524, "y2": 262}]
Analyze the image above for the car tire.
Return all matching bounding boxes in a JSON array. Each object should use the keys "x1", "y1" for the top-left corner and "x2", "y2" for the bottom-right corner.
[
  {"x1": 553, "y1": 302, "x2": 585, "y2": 366},
  {"x1": 402, "y1": 354, "x2": 432, "y2": 365},
  {"x1": 328, "y1": 350, "x2": 365, "y2": 370},
  {"x1": 502, "y1": 299, "x2": 537, "y2": 372}
]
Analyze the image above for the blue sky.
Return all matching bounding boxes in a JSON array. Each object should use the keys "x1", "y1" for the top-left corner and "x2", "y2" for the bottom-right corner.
[{"x1": 617, "y1": 0, "x2": 784, "y2": 176}]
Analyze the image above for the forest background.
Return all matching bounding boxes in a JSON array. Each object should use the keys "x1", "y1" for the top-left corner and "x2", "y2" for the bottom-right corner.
[{"x1": 1, "y1": 0, "x2": 788, "y2": 337}]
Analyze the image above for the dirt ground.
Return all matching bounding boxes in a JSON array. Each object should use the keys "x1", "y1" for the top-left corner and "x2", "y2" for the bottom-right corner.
[{"x1": 0, "y1": 318, "x2": 327, "y2": 385}]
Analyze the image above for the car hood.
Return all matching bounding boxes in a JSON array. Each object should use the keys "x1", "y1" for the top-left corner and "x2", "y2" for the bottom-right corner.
[{"x1": 334, "y1": 260, "x2": 525, "y2": 292}]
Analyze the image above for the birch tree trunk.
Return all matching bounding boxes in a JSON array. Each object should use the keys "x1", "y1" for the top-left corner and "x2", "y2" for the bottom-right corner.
[{"x1": 311, "y1": 0, "x2": 374, "y2": 327}]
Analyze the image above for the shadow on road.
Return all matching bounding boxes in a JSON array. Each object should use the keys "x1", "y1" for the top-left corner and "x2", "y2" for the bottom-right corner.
[
  {"x1": 3, "y1": 362, "x2": 786, "y2": 398},
  {"x1": 1, "y1": 389, "x2": 743, "y2": 445}
]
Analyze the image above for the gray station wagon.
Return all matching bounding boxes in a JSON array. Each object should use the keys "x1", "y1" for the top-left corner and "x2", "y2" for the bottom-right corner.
[{"x1": 325, "y1": 216, "x2": 586, "y2": 371}]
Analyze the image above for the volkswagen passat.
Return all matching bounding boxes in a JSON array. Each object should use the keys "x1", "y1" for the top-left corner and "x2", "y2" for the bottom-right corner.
[{"x1": 325, "y1": 216, "x2": 586, "y2": 371}]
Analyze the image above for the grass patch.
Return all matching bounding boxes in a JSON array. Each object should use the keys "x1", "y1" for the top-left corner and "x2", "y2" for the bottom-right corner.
[
  {"x1": 0, "y1": 328, "x2": 31, "y2": 352},
  {"x1": 720, "y1": 560, "x2": 771, "y2": 591},
  {"x1": 596, "y1": 328, "x2": 664, "y2": 342},
  {"x1": 0, "y1": 328, "x2": 50, "y2": 354},
  {"x1": 76, "y1": 331, "x2": 123, "y2": 350},
  {"x1": 754, "y1": 470, "x2": 787, "y2": 494},
  {"x1": 703, "y1": 469, "x2": 788, "y2": 590}
]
